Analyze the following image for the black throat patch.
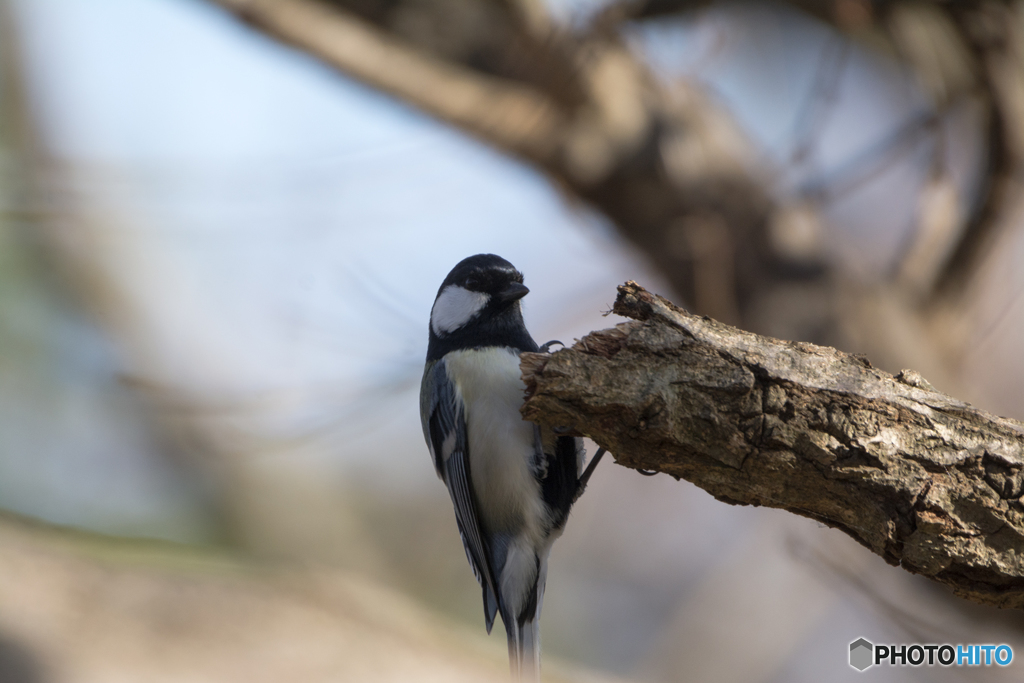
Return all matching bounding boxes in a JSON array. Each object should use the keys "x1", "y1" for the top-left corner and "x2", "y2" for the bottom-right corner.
[{"x1": 427, "y1": 302, "x2": 537, "y2": 361}]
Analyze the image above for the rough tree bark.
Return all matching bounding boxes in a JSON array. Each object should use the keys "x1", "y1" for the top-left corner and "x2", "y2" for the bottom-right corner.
[{"x1": 521, "y1": 282, "x2": 1024, "y2": 611}]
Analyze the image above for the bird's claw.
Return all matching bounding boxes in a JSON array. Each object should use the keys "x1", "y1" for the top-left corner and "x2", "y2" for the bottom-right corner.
[{"x1": 539, "y1": 340, "x2": 564, "y2": 353}]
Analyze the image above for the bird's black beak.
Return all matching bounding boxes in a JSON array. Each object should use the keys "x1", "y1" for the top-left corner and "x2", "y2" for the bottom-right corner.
[{"x1": 497, "y1": 282, "x2": 529, "y2": 304}]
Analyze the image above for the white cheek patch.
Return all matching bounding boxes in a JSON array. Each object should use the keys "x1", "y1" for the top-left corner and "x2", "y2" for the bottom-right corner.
[{"x1": 431, "y1": 285, "x2": 490, "y2": 336}]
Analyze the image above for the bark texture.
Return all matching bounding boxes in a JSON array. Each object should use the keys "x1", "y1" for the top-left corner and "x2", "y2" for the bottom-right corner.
[{"x1": 521, "y1": 283, "x2": 1024, "y2": 611}]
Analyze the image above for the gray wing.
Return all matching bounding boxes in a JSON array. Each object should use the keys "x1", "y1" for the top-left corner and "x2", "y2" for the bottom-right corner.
[{"x1": 420, "y1": 359, "x2": 501, "y2": 630}]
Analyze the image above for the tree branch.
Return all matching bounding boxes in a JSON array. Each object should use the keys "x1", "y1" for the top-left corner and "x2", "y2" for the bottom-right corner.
[
  {"x1": 211, "y1": 0, "x2": 566, "y2": 160},
  {"x1": 930, "y1": 1, "x2": 1024, "y2": 304},
  {"x1": 521, "y1": 282, "x2": 1024, "y2": 611}
]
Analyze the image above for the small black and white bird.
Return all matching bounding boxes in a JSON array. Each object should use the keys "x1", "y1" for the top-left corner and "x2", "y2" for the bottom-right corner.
[{"x1": 420, "y1": 254, "x2": 602, "y2": 680}]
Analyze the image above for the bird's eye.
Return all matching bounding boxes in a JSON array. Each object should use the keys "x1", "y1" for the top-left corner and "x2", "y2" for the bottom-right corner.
[{"x1": 465, "y1": 276, "x2": 481, "y2": 289}]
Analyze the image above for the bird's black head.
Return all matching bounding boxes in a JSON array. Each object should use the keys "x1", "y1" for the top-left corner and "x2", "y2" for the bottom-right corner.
[{"x1": 426, "y1": 254, "x2": 538, "y2": 361}]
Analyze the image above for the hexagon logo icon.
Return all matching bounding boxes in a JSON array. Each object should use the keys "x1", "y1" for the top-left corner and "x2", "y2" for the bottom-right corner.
[{"x1": 850, "y1": 638, "x2": 874, "y2": 671}]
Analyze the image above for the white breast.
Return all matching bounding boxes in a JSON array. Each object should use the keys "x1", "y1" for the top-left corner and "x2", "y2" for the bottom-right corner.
[{"x1": 444, "y1": 347, "x2": 546, "y2": 539}]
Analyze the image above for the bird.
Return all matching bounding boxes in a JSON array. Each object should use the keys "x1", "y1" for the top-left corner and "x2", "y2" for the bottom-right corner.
[{"x1": 419, "y1": 254, "x2": 604, "y2": 680}]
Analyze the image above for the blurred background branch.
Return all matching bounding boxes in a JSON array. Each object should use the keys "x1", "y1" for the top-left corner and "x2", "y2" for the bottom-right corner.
[
  {"x1": 212, "y1": 0, "x2": 776, "y2": 331},
  {"x1": 211, "y1": 0, "x2": 1024, "y2": 367},
  {"x1": 3, "y1": 0, "x2": 1024, "y2": 680}
]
